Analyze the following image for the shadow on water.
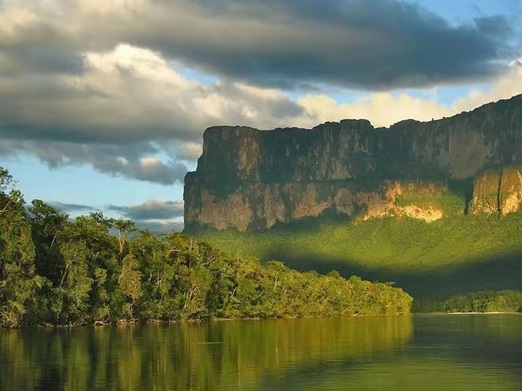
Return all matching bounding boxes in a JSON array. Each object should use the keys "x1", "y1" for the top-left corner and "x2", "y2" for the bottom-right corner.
[{"x1": 257, "y1": 315, "x2": 522, "y2": 391}]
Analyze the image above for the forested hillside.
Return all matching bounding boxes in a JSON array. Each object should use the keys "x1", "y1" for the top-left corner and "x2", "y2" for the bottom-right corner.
[
  {"x1": 0, "y1": 168, "x2": 411, "y2": 328},
  {"x1": 197, "y1": 213, "x2": 522, "y2": 306}
]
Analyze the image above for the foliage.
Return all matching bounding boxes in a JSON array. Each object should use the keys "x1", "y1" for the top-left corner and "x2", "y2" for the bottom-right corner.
[
  {"x1": 0, "y1": 168, "x2": 40, "y2": 327},
  {"x1": 0, "y1": 168, "x2": 412, "y2": 327},
  {"x1": 394, "y1": 187, "x2": 465, "y2": 216},
  {"x1": 443, "y1": 290, "x2": 522, "y2": 313},
  {"x1": 198, "y1": 212, "x2": 522, "y2": 300}
]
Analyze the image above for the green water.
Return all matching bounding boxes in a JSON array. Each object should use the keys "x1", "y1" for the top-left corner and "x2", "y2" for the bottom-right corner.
[{"x1": 1, "y1": 315, "x2": 521, "y2": 390}]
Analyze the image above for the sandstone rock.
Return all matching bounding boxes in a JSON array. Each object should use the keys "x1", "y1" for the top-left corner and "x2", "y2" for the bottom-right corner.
[
  {"x1": 469, "y1": 166, "x2": 522, "y2": 215},
  {"x1": 184, "y1": 95, "x2": 522, "y2": 231},
  {"x1": 185, "y1": 180, "x2": 450, "y2": 232}
]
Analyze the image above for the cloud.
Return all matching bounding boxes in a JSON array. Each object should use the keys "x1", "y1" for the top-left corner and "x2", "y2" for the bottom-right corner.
[
  {"x1": 0, "y1": 138, "x2": 189, "y2": 184},
  {"x1": 50, "y1": 198, "x2": 185, "y2": 232},
  {"x1": 177, "y1": 142, "x2": 203, "y2": 161},
  {"x1": 107, "y1": 199, "x2": 184, "y2": 220},
  {"x1": 297, "y1": 60, "x2": 522, "y2": 128},
  {"x1": 1, "y1": 1, "x2": 518, "y2": 90},
  {"x1": 4, "y1": 0, "x2": 516, "y2": 90},
  {"x1": 134, "y1": 219, "x2": 184, "y2": 234},
  {"x1": 0, "y1": 43, "x2": 304, "y2": 183},
  {"x1": 48, "y1": 201, "x2": 96, "y2": 213},
  {"x1": 298, "y1": 93, "x2": 451, "y2": 128},
  {"x1": 107, "y1": 199, "x2": 185, "y2": 233},
  {"x1": 451, "y1": 59, "x2": 522, "y2": 112},
  {"x1": 0, "y1": 0, "x2": 520, "y2": 186},
  {"x1": 176, "y1": 1, "x2": 516, "y2": 90}
]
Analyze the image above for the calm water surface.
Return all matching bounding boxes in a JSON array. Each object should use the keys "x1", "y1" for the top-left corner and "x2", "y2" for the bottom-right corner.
[{"x1": 1, "y1": 314, "x2": 521, "y2": 390}]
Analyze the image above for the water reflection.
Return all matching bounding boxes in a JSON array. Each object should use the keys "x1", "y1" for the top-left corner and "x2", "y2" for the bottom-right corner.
[
  {"x1": 1, "y1": 315, "x2": 522, "y2": 390},
  {"x1": 0, "y1": 316, "x2": 411, "y2": 390}
]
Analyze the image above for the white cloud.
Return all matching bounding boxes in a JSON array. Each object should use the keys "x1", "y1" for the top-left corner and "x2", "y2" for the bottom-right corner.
[
  {"x1": 0, "y1": 0, "x2": 520, "y2": 186},
  {"x1": 297, "y1": 93, "x2": 450, "y2": 128},
  {"x1": 0, "y1": 43, "x2": 304, "y2": 183},
  {"x1": 177, "y1": 142, "x2": 203, "y2": 161},
  {"x1": 452, "y1": 59, "x2": 522, "y2": 112},
  {"x1": 297, "y1": 62, "x2": 522, "y2": 128},
  {"x1": 107, "y1": 199, "x2": 184, "y2": 220}
]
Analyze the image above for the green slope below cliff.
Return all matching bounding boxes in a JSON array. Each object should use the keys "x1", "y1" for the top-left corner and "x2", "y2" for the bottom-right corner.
[{"x1": 195, "y1": 213, "x2": 522, "y2": 306}]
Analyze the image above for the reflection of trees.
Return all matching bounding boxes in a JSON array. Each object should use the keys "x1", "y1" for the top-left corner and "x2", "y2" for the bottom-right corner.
[
  {"x1": 0, "y1": 316, "x2": 412, "y2": 390},
  {"x1": 259, "y1": 360, "x2": 522, "y2": 391},
  {"x1": 413, "y1": 314, "x2": 522, "y2": 368}
]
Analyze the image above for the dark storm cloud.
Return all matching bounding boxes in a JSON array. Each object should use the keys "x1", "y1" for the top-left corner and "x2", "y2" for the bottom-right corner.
[
  {"x1": 132, "y1": 0, "x2": 517, "y2": 90},
  {"x1": 13, "y1": 0, "x2": 512, "y2": 91},
  {"x1": 107, "y1": 200, "x2": 184, "y2": 220}
]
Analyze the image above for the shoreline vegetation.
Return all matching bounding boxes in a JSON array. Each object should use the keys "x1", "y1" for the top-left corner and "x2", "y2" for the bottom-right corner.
[
  {"x1": 0, "y1": 167, "x2": 412, "y2": 329},
  {"x1": 2, "y1": 166, "x2": 521, "y2": 329},
  {"x1": 442, "y1": 290, "x2": 522, "y2": 313}
]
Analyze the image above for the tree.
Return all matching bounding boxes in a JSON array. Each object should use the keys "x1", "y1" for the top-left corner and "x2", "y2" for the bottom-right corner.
[
  {"x1": 0, "y1": 168, "x2": 39, "y2": 327},
  {"x1": 118, "y1": 254, "x2": 143, "y2": 320},
  {"x1": 28, "y1": 200, "x2": 68, "y2": 285}
]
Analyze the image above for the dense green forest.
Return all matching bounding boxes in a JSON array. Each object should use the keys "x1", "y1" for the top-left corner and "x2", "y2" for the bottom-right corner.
[
  {"x1": 0, "y1": 168, "x2": 411, "y2": 328},
  {"x1": 444, "y1": 290, "x2": 522, "y2": 313},
  {"x1": 198, "y1": 213, "x2": 522, "y2": 304}
]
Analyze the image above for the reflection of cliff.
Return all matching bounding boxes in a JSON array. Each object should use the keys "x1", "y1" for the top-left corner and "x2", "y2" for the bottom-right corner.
[
  {"x1": 184, "y1": 95, "x2": 522, "y2": 232},
  {"x1": 258, "y1": 315, "x2": 522, "y2": 391},
  {"x1": 0, "y1": 317, "x2": 412, "y2": 390}
]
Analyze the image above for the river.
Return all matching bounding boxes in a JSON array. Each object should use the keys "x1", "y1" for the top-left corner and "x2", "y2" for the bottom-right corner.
[{"x1": 1, "y1": 314, "x2": 521, "y2": 390}]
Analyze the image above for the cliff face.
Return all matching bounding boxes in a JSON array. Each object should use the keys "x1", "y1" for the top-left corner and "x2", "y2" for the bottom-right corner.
[
  {"x1": 469, "y1": 166, "x2": 522, "y2": 215},
  {"x1": 184, "y1": 95, "x2": 522, "y2": 232}
]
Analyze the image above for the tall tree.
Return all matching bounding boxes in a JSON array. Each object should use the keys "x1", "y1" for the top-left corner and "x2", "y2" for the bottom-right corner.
[{"x1": 0, "y1": 168, "x2": 39, "y2": 327}]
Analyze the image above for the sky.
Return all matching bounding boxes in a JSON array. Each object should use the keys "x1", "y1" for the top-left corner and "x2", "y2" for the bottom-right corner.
[{"x1": 0, "y1": 0, "x2": 521, "y2": 232}]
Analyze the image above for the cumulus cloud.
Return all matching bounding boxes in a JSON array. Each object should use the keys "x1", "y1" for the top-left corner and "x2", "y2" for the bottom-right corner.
[
  {"x1": 177, "y1": 142, "x2": 203, "y2": 161},
  {"x1": 133, "y1": 220, "x2": 184, "y2": 234},
  {"x1": 451, "y1": 59, "x2": 522, "y2": 112},
  {"x1": 2, "y1": 0, "x2": 516, "y2": 90},
  {"x1": 108, "y1": 199, "x2": 184, "y2": 220},
  {"x1": 1, "y1": 0, "x2": 519, "y2": 89},
  {"x1": 0, "y1": 0, "x2": 520, "y2": 186},
  {"x1": 0, "y1": 43, "x2": 304, "y2": 183},
  {"x1": 297, "y1": 61, "x2": 522, "y2": 128},
  {"x1": 50, "y1": 198, "x2": 184, "y2": 232},
  {"x1": 0, "y1": 44, "x2": 302, "y2": 144},
  {"x1": 298, "y1": 93, "x2": 451, "y2": 128},
  {"x1": 0, "y1": 138, "x2": 189, "y2": 184},
  {"x1": 49, "y1": 201, "x2": 97, "y2": 213},
  {"x1": 107, "y1": 199, "x2": 185, "y2": 233}
]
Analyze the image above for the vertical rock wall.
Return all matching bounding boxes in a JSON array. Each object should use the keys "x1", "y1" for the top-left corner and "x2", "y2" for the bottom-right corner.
[{"x1": 184, "y1": 95, "x2": 522, "y2": 231}]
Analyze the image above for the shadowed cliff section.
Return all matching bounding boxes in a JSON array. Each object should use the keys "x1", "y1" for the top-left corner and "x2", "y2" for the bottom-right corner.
[{"x1": 185, "y1": 94, "x2": 522, "y2": 232}]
